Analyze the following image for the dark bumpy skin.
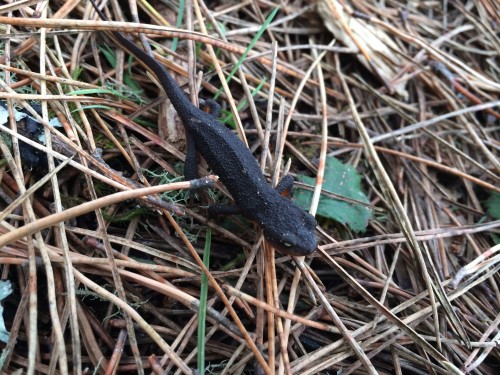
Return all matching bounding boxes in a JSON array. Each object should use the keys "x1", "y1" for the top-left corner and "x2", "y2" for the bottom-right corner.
[{"x1": 91, "y1": 3, "x2": 317, "y2": 255}]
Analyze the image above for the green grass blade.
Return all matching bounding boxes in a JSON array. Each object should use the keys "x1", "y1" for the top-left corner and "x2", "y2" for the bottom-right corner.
[
  {"x1": 214, "y1": 6, "x2": 279, "y2": 100},
  {"x1": 197, "y1": 227, "x2": 211, "y2": 374}
]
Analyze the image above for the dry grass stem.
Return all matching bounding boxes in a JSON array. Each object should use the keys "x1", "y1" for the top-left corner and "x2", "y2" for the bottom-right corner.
[{"x1": 0, "y1": 1, "x2": 498, "y2": 374}]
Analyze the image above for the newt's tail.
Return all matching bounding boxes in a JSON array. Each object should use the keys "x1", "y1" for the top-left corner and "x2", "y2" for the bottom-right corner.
[{"x1": 89, "y1": 0, "x2": 195, "y2": 118}]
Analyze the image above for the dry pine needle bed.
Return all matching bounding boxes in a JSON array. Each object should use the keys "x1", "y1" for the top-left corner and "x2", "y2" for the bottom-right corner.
[{"x1": 0, "y1": 0, "x2": 498, "y2": 374}]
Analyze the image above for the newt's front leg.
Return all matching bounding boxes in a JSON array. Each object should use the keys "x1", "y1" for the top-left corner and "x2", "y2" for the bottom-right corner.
[
  {"x1": 207, "y1": 175, "x2": 296, "y2": 218},
  {"x1": 275, "y1": 175, "x2": 295, "y2": 197}
]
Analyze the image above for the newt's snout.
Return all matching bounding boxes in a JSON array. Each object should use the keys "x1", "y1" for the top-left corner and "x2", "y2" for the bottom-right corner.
[{"x1": 263, "y1": 209, "x2": 317, "y2": 255}]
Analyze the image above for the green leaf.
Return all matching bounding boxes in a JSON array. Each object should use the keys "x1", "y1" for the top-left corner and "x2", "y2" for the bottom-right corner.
[
  {"x1": 295, "y1": 156, "x2": 371, "y2": 232},
  {"x1": 485, "y1": 192, "x2": 500, "y2": 219}
]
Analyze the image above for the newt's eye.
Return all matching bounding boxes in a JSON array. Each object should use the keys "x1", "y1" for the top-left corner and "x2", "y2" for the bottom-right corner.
[{"x1": 280, "y1": 234, "x2": 296, "y2": 248}]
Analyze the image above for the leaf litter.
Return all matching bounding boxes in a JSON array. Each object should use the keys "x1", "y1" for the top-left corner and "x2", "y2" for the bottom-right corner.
[{"x1": 0, "y1": 0, "x2": 498, "y2": 374}]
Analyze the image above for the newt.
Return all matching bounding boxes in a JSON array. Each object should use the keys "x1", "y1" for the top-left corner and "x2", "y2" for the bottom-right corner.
[{"x1": 91, "y1": 2, "x2": 317, "y2": 255}]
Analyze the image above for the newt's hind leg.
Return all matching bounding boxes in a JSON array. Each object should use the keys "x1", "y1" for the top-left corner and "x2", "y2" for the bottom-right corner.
[
  {"x1": 200, "y1": 99, "x2": 221, "y2": 118},
  {"x1": 275, "y1": 175, "x2": 295, "y2": 197}
]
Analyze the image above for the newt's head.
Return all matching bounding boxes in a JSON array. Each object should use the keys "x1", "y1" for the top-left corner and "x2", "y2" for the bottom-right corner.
[{"x1": 262, "y1": 202, "x2": 317, "y2": 255}]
